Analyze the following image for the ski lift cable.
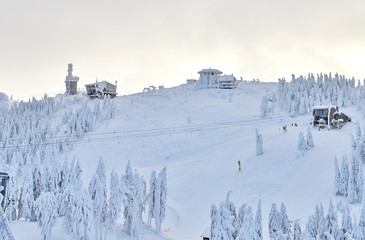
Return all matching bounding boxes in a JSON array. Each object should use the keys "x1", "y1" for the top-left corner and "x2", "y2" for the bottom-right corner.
[
  {"x1": 0, "y1": 115, "x2": 291, "y2": 144},
  {"x1": 1, "y1": 115, "x2": 292, "y2": 149}
]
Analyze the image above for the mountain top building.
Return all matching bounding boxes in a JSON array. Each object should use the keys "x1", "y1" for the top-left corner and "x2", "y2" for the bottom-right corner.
[{"x1": 65, "y1": 63, "x2": 79, "y2": 95}]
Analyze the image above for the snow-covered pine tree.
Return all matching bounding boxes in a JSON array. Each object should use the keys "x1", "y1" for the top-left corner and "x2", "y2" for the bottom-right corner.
[
  {"x1": 135, "y1": 171, "x2": 147, "y2": 222},
  {"x1": 233, "y1": 204, "x2": 246, "y2": 239},
  {"x1": 35, "y1": 192, "x2": 57, "y2": 240},
  {"x1": 210, "y1": 204, "x2": 218, "y2": 240},
  {"x1": 348, "y1": 169, "x2": 357, "y2": 203},
  {"x1": 41, "y1": 161, "x2": 50, "y2": 193},
  {"x1": 219, "y1": 201, "x2": 235, "y2": 240},
  {"x1": 260, "y1": 96, "x2": 268, "y2": 118},
  {"x1": 72, "y1": 189, "x2": 93, "y2": 240},
  {"x1": 352, "y1": 215, "x2": 359, "y2": 240},
  {"x1": 5, "y1": 169, "x2": 18, "y2": 221},
  {"x1": 74, "y1": 159, "x2": 83, "y2": 191},
  {"x1": 107, "y1": 169, "x2": 121, "y2": 232},
  {"x1": 357, "y1": 122, "x2": 362, "y2": 141},
  {"x1": 154, "y1": 174, "x2": 161, "y2": 233},
  {"x1": 340, "y1": 156, "x2": 350, "y2": 196},
  {"x1": 157, "y1": 167, "x2": 167, "y2": 232},
  {"x1": 211, "y1": 203, "x2": 230, "y2": 240},
  {"x1": 224, "y1": 191, "x2": 236, "y2": 222},
  {"x1": 334, "y1": 156, "x2": 341, "y2": 195},
  {"x1": 60, "y1": 158, "x2": 70, "y2": 192},
  {"x1": 340, "y1": 205, "x2": 352, "y2": 238},
  {"x1": 298, "y1": 132, "x2": 306, "y2": 152},
  {"x1": 314, "y1": 203, "x2": 326, "y2": 238},
  {"x1": 256, "y1": 128, "x2": 263, "y2": 156},
  {"x1": 237, "y1": 206, "x2": 255, "y2": 240},
  {"x1": 280, "y1": 203, "x2": 292, "y2": 239},
  {"x1": 325, "y1": 199, "x2": 339, "y2": 239},
  {"x1": 269, "y1": 203, "x2": 282, "y2": 239},
  {"x1": 293, "y1": 220, "x2": 302, "y2": 240},
  {"x1": 148, "y1": 170, "x2": 157, "y2": 227},
  {"x1": 62, "y1": 184, "x2": 75, "y2": 235},
  {"x1": 306, "y1": 125, "x2": 314, "y2": 148},
  {"x1": 120, "y1": 161, "x2": 140, "y2": 237},
  {"x1": 20, "y1": 166, "x2": 34, "y2": 221},
  {"x1": 358, "y1": 202, "x2": 365, "y2": 240},
  {"x1": 95, "y1": 158, "x2": 108, "y2": 240},
  {"x1": 305, "y1": 215, "x2": 317, "y2": 239},
  {"x1": 255, "y1": 200, "x2": 263, "y2": 240},
  {"x1": 88, "y1": 174, "x2": 103, "y2": 240},
  {"x1": 32, "y1": 153, "x2": 41, "y2": 203},
  {"x1": 358, "y1": 161, "x2": 364, "y2": 203}
]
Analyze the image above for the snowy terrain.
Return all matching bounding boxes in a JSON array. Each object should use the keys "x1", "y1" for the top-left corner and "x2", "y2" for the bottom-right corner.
[{"x1": 6, "y1": 80, "x2": 364, "y2": 239}]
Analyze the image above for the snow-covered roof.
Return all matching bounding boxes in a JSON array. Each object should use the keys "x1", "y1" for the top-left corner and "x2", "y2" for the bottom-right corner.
[
  {"x1": 313, "y1": 105, "x2": 338, "y2": 110},
  {"x1": 198, "y1": 68, "x2": 222, "y2": 74},
  {"x1": 218, "y1": 74, "x2": 235, "y2": 81},
  {"x1": 85, "y1": 80, "x2": 116, "y2": 87}
]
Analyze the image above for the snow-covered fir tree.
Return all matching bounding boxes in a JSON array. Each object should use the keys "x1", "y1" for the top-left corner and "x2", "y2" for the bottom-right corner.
[
  {"x1": 358, "y1": 202, "x2": 365, "y2": 240},
  {"x1": 260, "y1": 96, "x2": 268, "y2": 118},
  {"x1": 340, "y1": 205, "x2": 352, "y2": 239},
  {"x1": 107, "y1": 169, "x2": 121, "y2": 232},
  {"x1": 120, "y1": 161, "x2": 145, "y2": 238},
  {"x1": 298, "y1": 132, "x2": 306, "y2": 152},
  {"x1": 305, "y1": 215, "x2": 317, "y2": 239},
  {"x1": 237, "y1": 206, "x2": 255, "y2": 240},
  {"x1": 72, "y1": 189, "x2": 93, "y2": 240},
  {"x1": 314, "y1": 203, "x2": 326, "y2": 239},
  {"x1": 340, "y1": 156, "x2": 350, "y2": 196},
  {"x1": 233, "y1": 203, "x2": 246, "y2": 239},
  {"x1": 5, "y1": 168, "x2": 18, "y2": 221},
  {"x1": 35, "y1": 192, "x2": 57, "y2": 240},
  {"x1": 88, "y1": 174, "x2": 104, "y2": 240},
  {"x1": 95, "y1": 158, "x2": 108, "y2": 240},
  {"x1": 269, "y1": 203, "x2": 282, "y2": 239},
  {"x1": 277, "y1": 73, "x2": 363, "y2": 116},
  {"x1": 293, "y1": 220, "x2": 302, "y2": 240},
  {"x1": 334, "y1": 156, "x2": 341, "y2": 195},
  {"x1": 255, "y1": 200, "x2": 263, "y2": 240},
  {"x1": 20, "y1": 165, "x2": 34, "y2": 221},
  {"x1": 154, "y1": 167, "x2": 167, "y2": 232},
  {"x1": 280, "y1": 203, "x2": 292, "y2": 240},
  {"x1": 210, "y1": 204, "x2": 218, "y2": 240},
  {"x1": 325, "y1": 199, "x2": 339, "y2": 239},
  {"x1": 256, "y1": 128, "x2": 263, "y2": 156},
  {"x1": 306, "y1": 125, "x2": 314, "y2": 148},
  {"x1": 148, "y1": 170, "x2": 157, "y2": 227}
]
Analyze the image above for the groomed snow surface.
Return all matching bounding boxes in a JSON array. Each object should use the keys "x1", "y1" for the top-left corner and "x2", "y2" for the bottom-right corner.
[{"x1": 9, "y1": 82, "x2": 363, "y2": 239}]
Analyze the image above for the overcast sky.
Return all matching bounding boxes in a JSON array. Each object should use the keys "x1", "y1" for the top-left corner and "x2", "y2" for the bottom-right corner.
[{"x1": 1, "y1": 0, "x2": 365, "y2": 99}]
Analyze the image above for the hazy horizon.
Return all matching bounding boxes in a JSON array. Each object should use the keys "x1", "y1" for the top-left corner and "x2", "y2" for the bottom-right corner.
[{"x1": 1, "y1": 0, "x2": 365, "y2": 99}]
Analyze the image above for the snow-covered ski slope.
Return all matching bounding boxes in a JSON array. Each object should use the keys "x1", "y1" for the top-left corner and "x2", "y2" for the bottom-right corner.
[
  {"x1": 66, "y1": 82, "x2": 364, "y2": 239},
  {"x1": 11, "y1": 81, "x2": 363, "y2": 239}
]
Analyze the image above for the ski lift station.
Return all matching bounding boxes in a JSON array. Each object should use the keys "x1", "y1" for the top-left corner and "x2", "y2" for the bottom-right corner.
[
  {"x1": 312, "y1": 105, "x2": 351, "y2": 130},
  {"x1": 85, "y1": 80, "x2": 117, "y2": 98}
]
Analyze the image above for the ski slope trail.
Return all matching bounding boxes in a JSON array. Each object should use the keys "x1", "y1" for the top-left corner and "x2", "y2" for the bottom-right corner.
[{"x1": 61, "y1": 82, "x2": 362, "y2": 239}]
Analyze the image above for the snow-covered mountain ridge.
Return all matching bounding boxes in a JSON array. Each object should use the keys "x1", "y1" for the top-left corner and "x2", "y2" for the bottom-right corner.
[{"x1": 4, "y1": 80, "x2": 364, "y2": 239}]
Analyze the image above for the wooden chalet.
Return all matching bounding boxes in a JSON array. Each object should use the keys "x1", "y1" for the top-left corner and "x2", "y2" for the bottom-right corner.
[{"x1": 312, "y1": 105, "x2": 351, "y2": 129}]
